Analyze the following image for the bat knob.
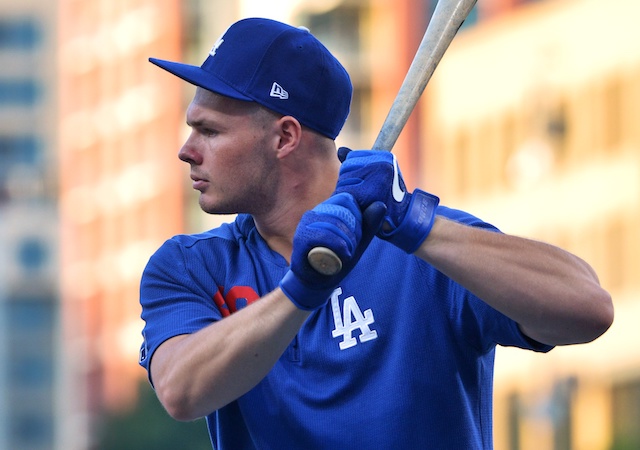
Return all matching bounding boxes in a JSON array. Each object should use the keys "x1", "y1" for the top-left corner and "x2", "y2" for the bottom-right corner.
[{"x1": 307, "y1": 247, "x2": 342, "y2": 276}]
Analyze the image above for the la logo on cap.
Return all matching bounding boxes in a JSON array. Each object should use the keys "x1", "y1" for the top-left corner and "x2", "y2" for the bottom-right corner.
[{"x1": 209, "y1": 37, "x2": 224, "y2": 57}]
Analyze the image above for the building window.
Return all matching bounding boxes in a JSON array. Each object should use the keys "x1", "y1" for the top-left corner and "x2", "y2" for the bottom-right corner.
[
  {"x1": 502, "y1": 378, "x2": 576, "y2": 449},
  {"x1": 0, "y1": 80, "x2": 42, "y2": 106},
  {"x1": 0, "y1": 18, "x2": 42, "y2": 49},
  {"x1": 5, "y1": 295, "x2": 56, "y2": 447},
  {"x1": 342, "y1": 85, "x2": 368, "y2": 141},
  {"x1": 302, "y1": 6, "x2": 361, "y2": 56},
  {"x1": 507, "y1": 392, "x2": 522, "y2": 450},
  {"x1": 0, "y1": 135, "x2": 42, "y2": 168},
  {"x1": 9, "y1": 353, "x2": 54, "y2": 388},
  {"x1": 6, "y1": 295, "x2": 55, "y2": 334},
  {"x1": 10, "y1": 413, "x2": 53, "y2": 447},
  {"x1": 17, "y1": 237, "x2": 50, "y2": 272},
  {"x1": 603, "y1": 76, "x2": 623, "y2": 151},
  {"x1": 612, "y1": 378, "x2": 640, "y2": 449}
]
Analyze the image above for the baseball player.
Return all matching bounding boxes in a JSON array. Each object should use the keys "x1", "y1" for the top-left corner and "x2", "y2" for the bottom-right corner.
[{"x1": 138, "y1": 18, "x2": 613, "y2": 449}]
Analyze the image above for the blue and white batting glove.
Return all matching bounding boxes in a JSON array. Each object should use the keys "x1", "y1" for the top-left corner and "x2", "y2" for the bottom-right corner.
[
  {"x1": 280, "y1": 192, "x2": 386, "y2": 310},
  {"x1": 334, "y1": 147, "x2": 439, "y2": 254}
]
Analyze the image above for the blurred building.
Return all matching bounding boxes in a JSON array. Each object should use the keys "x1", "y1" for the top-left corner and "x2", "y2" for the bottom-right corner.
[
  {"x1": 0, "y1": 0, "x2": 632, "y2": 449},
  {"x1": 57, "y1": 0, "x2": 185, "y2": 448},
  {"x1": 421, "y1": 0, "x2": 640, "y2": 448},
  {"x1": 0, "y1": 1, "x2": 58, "y2": 449}
]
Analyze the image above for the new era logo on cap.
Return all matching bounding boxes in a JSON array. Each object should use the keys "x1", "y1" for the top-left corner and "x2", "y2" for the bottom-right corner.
[{"x1": 270, "y1": 82, "x2": 289, "y2": 100}]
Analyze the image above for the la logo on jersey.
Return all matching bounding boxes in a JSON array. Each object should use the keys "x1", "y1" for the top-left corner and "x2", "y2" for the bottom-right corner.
[
  {"x1": 330, "y1": 287, "x2": 378, "y2": 350},
  {"x1": 212, "y1": 285, "x2": 377, "y2": 350}
]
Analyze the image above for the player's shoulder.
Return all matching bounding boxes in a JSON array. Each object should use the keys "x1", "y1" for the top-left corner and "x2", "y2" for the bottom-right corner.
[
  {"x1": 149, "y1": 214, "x2": 255, "y2": 266},
  {"x1": 142, "y1": 215, "x2": 259, "y2": 285}
]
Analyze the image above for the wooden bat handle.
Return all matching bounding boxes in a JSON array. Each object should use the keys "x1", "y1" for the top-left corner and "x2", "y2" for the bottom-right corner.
[
  {"x1": 307, "y1": 247, "x2": 342, "y2": 276},
  {"x1": 308, "y1": 0, "x2": 477, "y2": 276},
  {"x1": 373, "y1": 0, "x2": 477, "y2": 151}
]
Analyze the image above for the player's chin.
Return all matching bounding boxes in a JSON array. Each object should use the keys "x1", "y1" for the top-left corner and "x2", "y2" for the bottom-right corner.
[
  {"x1": 198, "y1": 196, "x2": 219, "y2": 214},
  {"x1": 198, "y1": 195, "x2": 234, "y2": 215}
]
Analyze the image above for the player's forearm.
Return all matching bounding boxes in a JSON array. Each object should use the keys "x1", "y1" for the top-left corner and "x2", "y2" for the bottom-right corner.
[
  {"x1": 152, "y1": 289, "x2": 310, "y2": 421},
  {"x1": 415, "y1": 217, "x2": 613, "y2": 346}
]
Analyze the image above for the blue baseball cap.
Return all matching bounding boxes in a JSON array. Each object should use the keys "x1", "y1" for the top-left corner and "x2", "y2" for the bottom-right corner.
[{"x1": 149, "y1": 17, "x2": 353, "y2": 140}]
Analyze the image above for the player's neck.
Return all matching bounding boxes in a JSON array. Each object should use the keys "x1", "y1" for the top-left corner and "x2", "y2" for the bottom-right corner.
[{"x1": 254, "y1": 167, "x2": 338, "y2": 263}]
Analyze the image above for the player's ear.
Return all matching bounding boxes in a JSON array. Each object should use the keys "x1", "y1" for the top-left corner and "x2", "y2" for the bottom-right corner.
[{"x1": 275, "y1": 115, "x2": 302, "y2": 159}]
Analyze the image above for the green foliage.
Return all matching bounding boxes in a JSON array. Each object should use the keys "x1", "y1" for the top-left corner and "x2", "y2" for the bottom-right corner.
[
  {"x1": 96, "y1": 381, "x2": 211, "y2": 450},
  {"x1": 610, "y1": 437, "x2": 640, "y2": 450}
]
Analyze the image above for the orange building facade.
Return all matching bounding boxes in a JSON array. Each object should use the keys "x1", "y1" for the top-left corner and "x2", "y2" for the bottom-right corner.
[{"x1": 57, "y1": 0, "x2": 185, "y2": 447}]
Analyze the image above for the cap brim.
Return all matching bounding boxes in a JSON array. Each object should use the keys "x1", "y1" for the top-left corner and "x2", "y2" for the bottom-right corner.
[{"x1": 149, "y1": 57, "x2": 253, "y2": 102}]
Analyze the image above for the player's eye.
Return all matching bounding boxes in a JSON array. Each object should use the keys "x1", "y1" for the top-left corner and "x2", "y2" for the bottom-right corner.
[{"x1": 200, "y1": 128, "x2": 218, "y2": 137}]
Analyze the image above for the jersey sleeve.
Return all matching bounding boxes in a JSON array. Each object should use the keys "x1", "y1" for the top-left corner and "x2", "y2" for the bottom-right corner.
[
  {"x1": 452, "y1": 282, "x2": 553, "y2": 353},
  {"x1": 138, "y1": 237, "x2": 223, "y2": 384},
  {"x1": 436, "y1": 206, "x2": 554, "y2": 354}
]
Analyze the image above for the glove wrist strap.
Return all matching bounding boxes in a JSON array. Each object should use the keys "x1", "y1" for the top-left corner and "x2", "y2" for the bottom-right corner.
[
  {"x1": 382, "y1": 189, "x2": 439, "y2": 253},
  {"x1": 280, "y1": 270, "x2": 333, "y2": 311}
]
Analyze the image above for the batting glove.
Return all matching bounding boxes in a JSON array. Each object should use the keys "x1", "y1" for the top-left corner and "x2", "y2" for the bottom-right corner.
[
  {"x1": 334, "y1": 147, "x2": 439, "y2": 254},
  {"x1": 280, "y1": 192, "x2": 386, "y2": 310}
]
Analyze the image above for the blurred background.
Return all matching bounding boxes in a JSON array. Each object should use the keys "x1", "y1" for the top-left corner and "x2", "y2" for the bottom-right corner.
[{"x1": 0, "y1": 0, "x2": 638, "y2": 448}]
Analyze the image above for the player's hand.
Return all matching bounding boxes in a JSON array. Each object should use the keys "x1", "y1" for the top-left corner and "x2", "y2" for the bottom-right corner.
[
  {"x1": 280, "y1": 193, "x2": 386, "y2": 310},
  {"x1": 334, "y1": 147, "x2": 439, "y2": 254}
]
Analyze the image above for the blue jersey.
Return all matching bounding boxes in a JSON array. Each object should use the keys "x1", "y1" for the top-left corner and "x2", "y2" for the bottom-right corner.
[{"x1": 139, "y1": 206, "x2": 552, "y2": 449}]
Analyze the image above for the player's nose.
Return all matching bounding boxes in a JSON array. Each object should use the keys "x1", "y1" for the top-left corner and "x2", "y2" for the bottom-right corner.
[{"x1": 178, "y1": 133, "x2": 203, "y2": 165}]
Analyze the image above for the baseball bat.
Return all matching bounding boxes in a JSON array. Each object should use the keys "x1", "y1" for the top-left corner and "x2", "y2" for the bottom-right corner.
[{"x1": 307, "y1": 0, "x2": 477, "y2": 276}]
